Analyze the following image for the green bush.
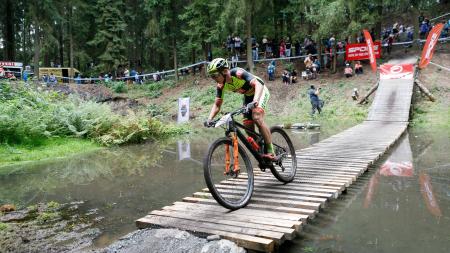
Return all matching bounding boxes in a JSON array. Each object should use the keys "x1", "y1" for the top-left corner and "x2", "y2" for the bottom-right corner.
[
  {"x1": 148, "y1": 104, "x2": 166, "y2": 117},
  {"x1": 0, "y1": 81, "x2": 184, "y2": 146},
  {"x1": 112, "y1": 81, "x2": 127, "y2": 93}
]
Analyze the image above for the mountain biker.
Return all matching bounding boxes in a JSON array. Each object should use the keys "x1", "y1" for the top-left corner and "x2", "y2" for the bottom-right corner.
[{"x1": 204, "y1": 58, "x2": 275, "y2": 160}]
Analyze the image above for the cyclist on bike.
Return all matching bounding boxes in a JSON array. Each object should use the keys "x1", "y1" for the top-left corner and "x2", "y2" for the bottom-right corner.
[{"x1": 204, "y1": 58, "x2": 275, "y2": 160}]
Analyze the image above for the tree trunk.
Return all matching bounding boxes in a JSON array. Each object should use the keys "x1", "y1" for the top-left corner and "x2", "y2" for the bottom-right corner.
[
  {"x1": 69, "y1": 6, "x2": 74, "y2": 71},
  {"x1": 375, "y1": 0, "x2": 382, "y2": 40},
  {"x1": 245, "y1": 0, "x2": 253, "y2": 71},
  {"x1": 173, "y1": 37, "x2": 178, "y2": 82},
  {"x1": 4, "y1": 0, "x2": 16, "y2": 60},
  {"x1": 33, "y1": 26, "x2": 40, "y2": 77},
  {"x1": 59, "y1": 22, "x2": 64, "y2": 66}
]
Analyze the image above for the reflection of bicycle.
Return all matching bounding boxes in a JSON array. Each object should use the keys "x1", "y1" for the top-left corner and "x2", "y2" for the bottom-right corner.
[{"x1": 203, "y1": 107, "x2": 297, "y2": 210}]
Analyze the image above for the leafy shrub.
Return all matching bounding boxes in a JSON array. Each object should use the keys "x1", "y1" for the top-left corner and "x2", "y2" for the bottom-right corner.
[
  {"x1": 148, "y1": 104, "x2": 165, "y2": 117},
  {"x1": 0, "y1": 81, "x2": 183, "y2": 146},
  {"x1": 112, "y1": 81, "x2": 127, "y2": 93}
]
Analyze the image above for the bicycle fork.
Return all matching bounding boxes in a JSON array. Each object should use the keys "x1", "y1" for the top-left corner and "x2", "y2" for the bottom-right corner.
[{"x1": 225, "y1": 132, "x2": 240, "y2": 176}]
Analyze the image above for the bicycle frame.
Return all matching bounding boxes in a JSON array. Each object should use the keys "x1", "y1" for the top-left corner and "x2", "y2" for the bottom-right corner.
[{"x1": 223, "y1": 115, "x2": 272, "y2": 170}]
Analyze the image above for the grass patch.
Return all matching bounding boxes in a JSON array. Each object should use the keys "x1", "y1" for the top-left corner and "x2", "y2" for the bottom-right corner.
[
  {"x1": 0, "y1": 138, "x2": 100, "y2": 168},
  {"x1": 0, "y1": 222, "x2": 9, "y2": 231},
  {"x1": 411, "y1": 99, "x2": 450, "y2": 131}
]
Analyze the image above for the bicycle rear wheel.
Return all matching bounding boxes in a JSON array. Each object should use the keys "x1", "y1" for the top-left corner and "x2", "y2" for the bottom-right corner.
[
  {"x1": 269, "y1": 126, "x2": 297, "y2": 183},
  {"x1": 203, "y1": 137, "x2": 254, "y2": 210}
]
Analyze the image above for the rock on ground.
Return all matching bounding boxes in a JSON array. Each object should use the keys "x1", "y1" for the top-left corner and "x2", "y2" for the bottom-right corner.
[{"x1": 93, "y1": 228, "x2": 246, "y2": 253}]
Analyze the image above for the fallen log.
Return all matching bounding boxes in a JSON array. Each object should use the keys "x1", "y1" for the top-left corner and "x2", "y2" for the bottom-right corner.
[
  {"x1": 414, "y1": 80, "x2": 436, "y2": 102},
  {"x1": 358, "y1": 81, "x2": 379, "y2": 104}
]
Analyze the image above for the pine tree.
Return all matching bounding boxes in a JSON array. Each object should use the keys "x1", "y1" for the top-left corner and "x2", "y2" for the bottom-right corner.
[{"x1": 88, "y1": 0, "x2": 128, "y2": 73}]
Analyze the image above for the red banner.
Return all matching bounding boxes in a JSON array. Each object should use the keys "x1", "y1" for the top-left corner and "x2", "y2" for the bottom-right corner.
[
  {"x1": 419, "y1": 23, "x2": 444, "y2": 69},
  {"x1": 363, "y1": 29, "x2": 377, "y2": 72},
  {"x1": 345, "y1": 41, "x2": 381, "y2": 61},
  {"x1": 379, "y1": 64, "x2": 414, "y2": 80}
]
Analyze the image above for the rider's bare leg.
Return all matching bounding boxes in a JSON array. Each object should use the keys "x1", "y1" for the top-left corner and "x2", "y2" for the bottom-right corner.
[
  {"x1": 252, "y1": 108, "x2": 274, "y2": 156},
  {"x1": 243, "y1": 119, "x2": 257, "y2": 140}
]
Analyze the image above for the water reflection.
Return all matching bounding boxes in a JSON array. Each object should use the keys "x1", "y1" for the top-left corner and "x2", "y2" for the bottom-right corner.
[{"x1": 282, "y1": 130, "x2": 450, "y2": 253}]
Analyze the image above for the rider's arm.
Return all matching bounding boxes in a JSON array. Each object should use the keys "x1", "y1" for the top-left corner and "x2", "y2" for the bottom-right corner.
[
  {"x1": 208, "y1": 98, "x2": 222, "y2": 121},
  {"x1": 207, "y1": 86, "x2": 224, "y2": 121},
  {"x1": 251, "y1": 79, "x2": 264, "y2": 104}
]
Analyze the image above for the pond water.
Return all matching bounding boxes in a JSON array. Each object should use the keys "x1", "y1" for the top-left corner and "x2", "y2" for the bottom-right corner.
[
  {"x1": 1, "y1": 127, "x2": 448, "y2": 252},
  {"x1": 0, "y1": 127, "x2": 318, "y2": 248},
  {"x1": 281, "y1": 129, "x2": 450, "y2": 253}
]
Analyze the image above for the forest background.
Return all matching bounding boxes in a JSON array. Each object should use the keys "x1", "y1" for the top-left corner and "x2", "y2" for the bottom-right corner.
[{"x1": 1, "y1": 0, "x2": 449, "y2": 79}]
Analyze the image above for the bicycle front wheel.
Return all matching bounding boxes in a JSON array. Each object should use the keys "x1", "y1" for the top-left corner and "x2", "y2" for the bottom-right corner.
[
  {"x1": 203, "y1": 137, "x2": 254, "y2": 210},
  {"x1": 270, "y1": 126, "x2": 297, "y2": 183}
]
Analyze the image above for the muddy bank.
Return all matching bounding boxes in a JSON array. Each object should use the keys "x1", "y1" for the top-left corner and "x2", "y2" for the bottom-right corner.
[
  {"x1": 0, "y1": 202, "x2": 101, "y2": 253},
  {"x1": 1, "y1": 202, "x2": 246, "y2": 253}
]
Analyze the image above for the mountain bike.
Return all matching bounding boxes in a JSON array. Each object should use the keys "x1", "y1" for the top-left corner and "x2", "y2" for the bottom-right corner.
[{"x1": 203, "y1": 106, "x2": 297, "y2": 210}]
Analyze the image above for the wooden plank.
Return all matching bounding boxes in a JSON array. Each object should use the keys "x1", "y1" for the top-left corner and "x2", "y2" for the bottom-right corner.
[
  {"x1": 136, "y1": 216, "x2": 275, "y2": 253},
  {"x1": 150, "y1": 210, "x2": 297, "y2": 239},
  {"x1": 139, "y1": 215, "x2": 286, "y2": 243},
  {"x1": 193, "y1": 192, "x2": 323, "y2": 210},
  {"x1": 218, "y1": 179, "x2": 340, "y2": 198},
  {"x1": 182, "y1": 197, "x2": 318, "y2": 216},
  {"x1": 200, "y1": 188, "x2": 328, "y2": 203},
  {"x1": 162, "y1": 204, "x2": 304, "y2": 229},
  {"x1": 170, "y1": 201, "x2": 308, "y2": 221},
  {"x1": 205, "y1": 185, "x2": 334, "y2": 199}
]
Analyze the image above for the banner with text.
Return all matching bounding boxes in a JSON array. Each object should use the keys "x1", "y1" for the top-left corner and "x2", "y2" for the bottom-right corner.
[
  {"x1": 345, "y1": 41, "x2": 381, "y2": 61},
  {"x1": 419, "y1": 23, "x2": 444, "y2": 69},
  {"x1": 363, "y1": 29, "x2": 377, "y2": 72}
]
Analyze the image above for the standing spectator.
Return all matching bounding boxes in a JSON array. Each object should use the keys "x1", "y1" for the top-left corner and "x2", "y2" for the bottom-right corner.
[
  {"x1": 262, "y1": 36, "x2": 268, "y2": 58},
  {"x1": 251, "y1": 37, "x2": 259, "y2": 61},
  {"x1": 308, "y1": 85, "x2": 322, "y2": 115},
  {"x1": 387, "y1": 34, "x2": 394, "y2": 55},
  {"x1": 420, "y1": 21, "x2": 428, "y2": 40},
  {"x1": 75, "y1": 74, "x2": 82, "y2": 85},
  {"x1": 226, "y1": 35, "x2": 233, "y2": 54},
  {"x1": 231, "y1": 54, "x2": 238, "y2": 68},
  {"x1": 23, "y1": 69, "x2": 28, "y2": 82},
  {"x1": 234, "y1": 35, "x2": 241, "y2": 56},
  {"x1": 266, "y1": 40, "x2": 273, "y2": 58},
  {"x1": 124, "y1": 67, "x2": 130, "y2": 84},
  {"x1": 279, "y1": 40, "x2": 286, "y2": 58},
  {"x1": 134, "y1": 72, "x2": 140, "y2": 84},
  {"x1": 344, "y1": 63, "x2": 353, "y2": 78},
  {"x1": 294, "y1": 40, "x2": 301, "y2": 56},
  {"x1": 285, "y1": 38, "x2": 292, "y2": 57},
  {"x1": 354, "y1": 61, "x2": 363, "y2": 75},
  {"x1": 267, "y1": 61, "x2": 275, "y2": 81},
  {"x1": 329, "y1": 35, "x2": 335, "y2": 48},
  {"x1": 0, "y1": 65, "x2": 4, "y2": 78},
  {"x1": 282, "y1": 70, "x2": 290, "y2": 85}
]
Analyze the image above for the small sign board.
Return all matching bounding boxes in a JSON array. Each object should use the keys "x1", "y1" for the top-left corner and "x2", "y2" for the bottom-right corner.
[{"x1": 177, "y1": 97, "x2": 190, "y2": 123}]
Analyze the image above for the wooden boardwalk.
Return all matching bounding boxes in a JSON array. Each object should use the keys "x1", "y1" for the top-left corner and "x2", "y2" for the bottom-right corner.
[{"x1": 136, "y1": 64, "x2": 415, "y2": 252}]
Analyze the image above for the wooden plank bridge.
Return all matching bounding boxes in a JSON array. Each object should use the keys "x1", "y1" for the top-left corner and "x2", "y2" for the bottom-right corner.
[{"x1": 136, "y1": 64, "x2": 416, "y2": 252}]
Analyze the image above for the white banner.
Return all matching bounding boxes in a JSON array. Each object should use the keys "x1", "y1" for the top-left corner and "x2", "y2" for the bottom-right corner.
[{"x1": 177, "y1": 97, "x2": 190, "y2": 123}]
